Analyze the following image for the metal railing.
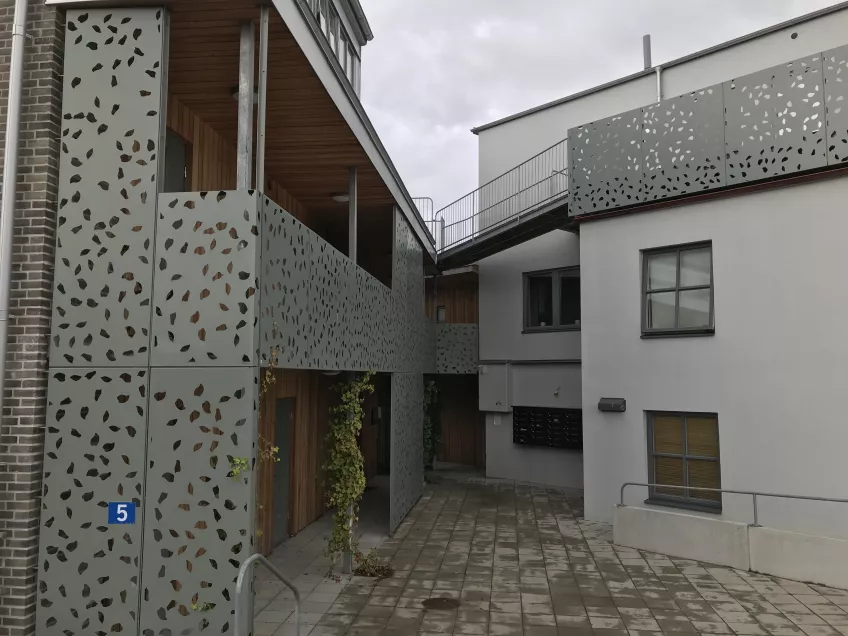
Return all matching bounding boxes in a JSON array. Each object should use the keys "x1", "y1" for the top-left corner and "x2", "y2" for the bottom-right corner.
[
  {"x1": 235, "y1": 553, "x2": 301, "y2": 636},
  {"x1": 413, "y1": 197, "x2": 445, "y2": 251},
  {"x1": 620, "y1": 482, "x2": 848, "y2": 527},
  {"x1": 436, "y1": 136, "x2": 569, "y2": 253}
]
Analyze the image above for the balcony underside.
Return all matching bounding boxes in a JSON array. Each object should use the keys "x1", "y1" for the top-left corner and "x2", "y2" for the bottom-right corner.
[{"x1": 436, "y1": 196, "x2": 572, "y2": 271}]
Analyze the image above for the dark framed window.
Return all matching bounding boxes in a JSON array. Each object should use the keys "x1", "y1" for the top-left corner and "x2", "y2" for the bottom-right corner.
[
  {"x1": 647, "y1": 412, "x2": 721, "y2": 511},
  {"x1": 642, "y1": 242, "x2": 714, "y2": 337},
  {"x1": 523, "y1": 267, "x2": 580, "y2": 332}
]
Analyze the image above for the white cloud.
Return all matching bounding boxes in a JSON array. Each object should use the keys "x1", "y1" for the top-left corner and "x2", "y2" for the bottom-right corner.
[{"x1": 359, "y1": 0, "x2": 845, "y2": 211}]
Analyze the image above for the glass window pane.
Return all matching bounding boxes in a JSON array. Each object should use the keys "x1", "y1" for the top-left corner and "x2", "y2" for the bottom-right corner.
[
  {"x1": 559, "y1": 272, "x2": 580, "y2": 327},
  {"x1": 654, "y1": 456, "x2": 684, "y2": 496},
  {"x1": 527, "y1": 276, "x2": 553, "y2": 327},
  {"x1": 647, "y1": 291, "x2": 676, "y2": 329},
  {"x1": 647, "y1": 252, "x2": 677, "y2": 290},
  {"x1": 653, "y1": 415, "x2": 683, "y2": 454},
  {"x1": 678, "y1": 289, "x2": 711, "y2": 328},
  {"x1": 680, "y1": 247, "x2": 711, "y2": 287},
  {"x1": 688, "y1": 460, "x2": 721, "y2": 501},
  {"x1": 686, "y1": 417, "x2": 718, "y2": 458}
]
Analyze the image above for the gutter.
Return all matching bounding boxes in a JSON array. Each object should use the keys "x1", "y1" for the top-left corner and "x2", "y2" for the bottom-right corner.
[{"x1": 348, "y1": 0, "x2": 373, "y2": 43}]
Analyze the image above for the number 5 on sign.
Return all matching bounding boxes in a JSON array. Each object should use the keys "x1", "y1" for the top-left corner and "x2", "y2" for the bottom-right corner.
[{"x1": 108, "y1": 502, "x2": 136, "y2": 525}]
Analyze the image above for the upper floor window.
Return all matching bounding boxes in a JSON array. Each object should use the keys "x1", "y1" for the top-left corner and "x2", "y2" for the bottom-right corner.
[
  {"x1": 523, "y1": 267, "x2": 580, "y2": 333},
  {"x1": 309, "y1": 0, "x2": 362, "y2": 96},
  {"x1": 642, "y1": 242, "x2": 714, "y2": 337}
]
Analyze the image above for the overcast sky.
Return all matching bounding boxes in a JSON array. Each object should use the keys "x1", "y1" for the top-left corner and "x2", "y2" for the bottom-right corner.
[{"x1": 359, "y1": 0, "x2": 843, "y2": 213}]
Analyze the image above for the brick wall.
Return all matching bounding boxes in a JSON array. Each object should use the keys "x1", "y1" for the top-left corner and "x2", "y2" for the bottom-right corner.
[{"x1": 0, "y1": 2, "x2": 63, "y2": 635}]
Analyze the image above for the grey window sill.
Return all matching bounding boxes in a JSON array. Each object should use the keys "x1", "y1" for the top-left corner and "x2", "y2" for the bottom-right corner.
[
  {"x1": 644, "y1": 497, "x2": 722, "y2": 514},
  {"x1": 641, "y1": 328, "x2": 715, "y2": 339},
  {"x1": 523, "y1": 326, "x2": 582, "y2": 334}
]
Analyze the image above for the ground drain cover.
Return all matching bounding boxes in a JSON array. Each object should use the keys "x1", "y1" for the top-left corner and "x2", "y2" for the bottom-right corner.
[{"x1": 422, "y1": 598, "x2": 460, "y2": 611}]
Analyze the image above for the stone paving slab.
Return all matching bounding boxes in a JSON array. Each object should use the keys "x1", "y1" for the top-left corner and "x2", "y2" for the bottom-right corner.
[{"x1": 254, "y1": 473, "x2": 848, "y2": 635}]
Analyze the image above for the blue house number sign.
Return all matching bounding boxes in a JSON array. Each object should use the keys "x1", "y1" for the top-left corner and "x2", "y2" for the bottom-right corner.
[{"x1": 108, "y1": 502, "x2": 136, "y2": 525}]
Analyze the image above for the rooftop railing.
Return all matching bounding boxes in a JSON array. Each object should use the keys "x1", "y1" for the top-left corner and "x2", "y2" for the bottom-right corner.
[{"x1": 434, "y1": 137, "x2": 569, "y2": 253}]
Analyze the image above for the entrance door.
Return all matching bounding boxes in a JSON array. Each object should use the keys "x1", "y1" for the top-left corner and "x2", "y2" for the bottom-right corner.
[{"x1": 272, "y1": 398, "x2": 293, "y2": 548}]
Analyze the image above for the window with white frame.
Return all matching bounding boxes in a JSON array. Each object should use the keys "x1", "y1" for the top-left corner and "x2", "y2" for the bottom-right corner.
[
  {"x1": 523, "y1": 267, "x2": 580, "y2": 332},
  {"x1": 310, "y1": 0, "x2": 363, "y2": 96}
]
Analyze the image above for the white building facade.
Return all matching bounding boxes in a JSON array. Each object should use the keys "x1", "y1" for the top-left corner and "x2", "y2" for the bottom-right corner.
[{"x1": 469, "y1": 1, "x2": 848, "y2": 544}]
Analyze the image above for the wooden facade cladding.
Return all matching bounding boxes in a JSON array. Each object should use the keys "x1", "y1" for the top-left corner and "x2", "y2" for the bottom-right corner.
[
  {"x1": 436, "y1": 375, "x2": 485, "y2": 467},
  {"x1": 166, "y1": 95, "x2": 313, "y2": 225},
  {"x1": 257, "y1": 369, "x2": 337, "y2": 555},
  {"x1": 426, "y1": 274, "x2": 479, "y2": 324}
]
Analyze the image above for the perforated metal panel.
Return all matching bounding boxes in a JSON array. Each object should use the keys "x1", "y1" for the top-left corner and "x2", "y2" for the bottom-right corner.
[
  {"x1": 50, "y1": 8, "x2": 165, "y2": 367},
  {"x1": 642, "y1": 87, "x2": 725, "y2": 201},
  {"x1": 151, "y1": 191, "x2": 260, "y2": 367},
  {"x1": 37, "y1": 368, "x2": 148, "y2": 636},
  {"x1": 824, "y1": 43, "x2": 848, "y2": 165},
  {"x1": 307, "y1": 236, "x2": 345, "y2": 369},
  {"x1": 390, "y1": 372, "x2": 424, "y2": 531},
  {"x1": 435, "y1": 324, "x2": 478, "y2": 374},
  {"x1": 391, "y1": 208, "x2": 432, "y2": 373},
  {"x1": 568, "y1": 108, "x2": 643, "y2": 216},
  {"x1": 725, "y1": 54, "x2": 826, "y2": 184},
  {"x1": 140, "y1": 367, "x2": 258, "y2": 636},
  {"x1": 259, "y1": 197, "x2": 311, "y2": 368}
]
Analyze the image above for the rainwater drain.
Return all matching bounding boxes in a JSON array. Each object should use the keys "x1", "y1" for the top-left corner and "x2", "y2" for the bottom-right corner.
[{"x1": 422, "y1": 598, "x2": 460, "y2": 611}]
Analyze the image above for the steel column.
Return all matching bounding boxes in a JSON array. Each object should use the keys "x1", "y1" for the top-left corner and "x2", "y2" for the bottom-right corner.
[
  {"x1": 348, "y1": 166, "x2": 358, "y2": 263},
  {"x1": 256, "y1": 7, "x2": 270, "y2": 190},
  {"x1": 237, "y1": 20, "x2": 256, "y2": 190}
]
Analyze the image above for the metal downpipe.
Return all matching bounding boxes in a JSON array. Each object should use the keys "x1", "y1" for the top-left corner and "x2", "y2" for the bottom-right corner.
[{"x1": 0, "y1": 0, "x2": 29, "y2": 436}]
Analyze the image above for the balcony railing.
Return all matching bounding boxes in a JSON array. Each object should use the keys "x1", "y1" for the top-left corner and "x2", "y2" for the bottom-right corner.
[{"x1": 435, "y1": 137, "x2": 569, "y2": 253}]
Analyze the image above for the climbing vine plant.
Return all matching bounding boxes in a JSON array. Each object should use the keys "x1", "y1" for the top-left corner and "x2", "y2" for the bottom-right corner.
[
  {"x1": 423, "y1": 380, "x2": 439, "y2": 471},
  {"x1": 324, "y1": 371, "x2": 375, "y2": 562}
]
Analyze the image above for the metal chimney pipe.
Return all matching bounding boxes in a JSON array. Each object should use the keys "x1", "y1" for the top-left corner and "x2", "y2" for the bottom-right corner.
[
  {"x1": 643, "y1": 34, "x2": 652, "y2": 70},
  {"x1": 0, "y1": 0, "x2": 29, "y2": 433}
]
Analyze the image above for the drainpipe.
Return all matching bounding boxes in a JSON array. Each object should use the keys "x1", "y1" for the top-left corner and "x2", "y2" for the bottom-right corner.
[
  {"x1": 0, "y1": 0, "x2": 29, "y2": 429},
  {"x1": 656, "y1": 66, "x2": 663, "y2": 103}
]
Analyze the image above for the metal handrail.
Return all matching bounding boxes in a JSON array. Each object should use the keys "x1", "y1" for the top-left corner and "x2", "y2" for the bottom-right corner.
[
  {"x1": 235, "y1": 553, "x2": 301, "y2": 636},
  {"x1": 620, "y1": 482, "x2": 848, "y2": 527},
  {"x1": 434, "y1": 136, "x2": 569, "y2": 253}
]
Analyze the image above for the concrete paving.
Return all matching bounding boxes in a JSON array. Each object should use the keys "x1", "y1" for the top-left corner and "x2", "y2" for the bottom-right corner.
[{"x1": 253, "y1": 470, "x2": 848, "y2": 636}]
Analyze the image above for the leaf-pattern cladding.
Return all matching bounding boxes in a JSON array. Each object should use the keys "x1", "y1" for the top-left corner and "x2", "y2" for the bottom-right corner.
[{"x1": 50, "y1": 8, "x2": 165, "y2": 367}]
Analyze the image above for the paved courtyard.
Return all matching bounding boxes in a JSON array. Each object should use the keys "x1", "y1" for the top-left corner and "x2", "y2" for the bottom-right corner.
[{"x1": 254, "y1": 471, "x2": 848, "y2": 636}]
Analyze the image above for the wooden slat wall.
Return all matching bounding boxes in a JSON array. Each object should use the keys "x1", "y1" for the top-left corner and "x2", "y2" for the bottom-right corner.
[
  {"x1": 436, "y1": 375, "x2": 485, "y2": 467},
  {"x1": 426, "y1": 282, "x2": 479, "y2": 324},
  {"x1": 166, "y1": 95, "x2": 312, "y2": 224},
  {"x1": 256, "y1": 369, "x2": 337, "y2": 555}
]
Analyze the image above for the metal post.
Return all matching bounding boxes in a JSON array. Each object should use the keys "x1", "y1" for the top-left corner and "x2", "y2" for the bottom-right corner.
[
  {"x1": 0, "y1": 0, "x2": 29, "y2": 431},
  {"x1": 752, "y1": 493, "x2": 759, "y2": 527},
  {"x1": 255, "y1": 7, "x2": 269, "y2": 191},
  {"x1": 439, "y1": 218, "x2": 445, "y2": 252},
  {"x1": 348, "y1": 166, "x2": 358, "y2": 264},
  {"x1": 237, "y1": 21, "x2": 256, "y2": 190},
  {"x1": 656, "y1": 66, "x2": 663, "y2": 103},
  {"x1": 341, "y1": 503, "x2": 354, "y2": 574},
  {"x1": 642, "y1": 34, "x2": 652, "y2": 69}
]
